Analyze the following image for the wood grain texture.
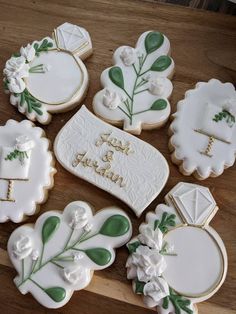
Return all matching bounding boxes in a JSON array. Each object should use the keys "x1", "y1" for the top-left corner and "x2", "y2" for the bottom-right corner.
[{"x1": 0, "y1": 0, "x2": 236, "y2": 313}]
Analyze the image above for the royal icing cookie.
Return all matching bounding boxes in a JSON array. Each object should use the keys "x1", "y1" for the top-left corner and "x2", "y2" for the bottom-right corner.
[
  {"x1": 0, "y1": 120, "x2": 56, "y2": 222},
  {"x1": 126, "y1": 182, "x2": 227, "y2": 314},
  {"x1": 169, "y1": 79, "x2": 236, "y2": 179},
  {"x1": 8, "y1": 201, "x2": 132, "y2": 308},
  {"x1": 93, "y1": 31, "x2": 174, "y2": 134},
  {"x1": 3, "y1": 22, "x2": 92, "y2": 124},
  {"x1": 54, "y1": 105, "x2": 169, "y2": 217}
]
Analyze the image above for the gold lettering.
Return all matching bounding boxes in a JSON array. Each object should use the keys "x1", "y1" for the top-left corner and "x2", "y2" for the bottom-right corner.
[{"x1": 95, "y1": 132, "x2": 134, "y2": 155}]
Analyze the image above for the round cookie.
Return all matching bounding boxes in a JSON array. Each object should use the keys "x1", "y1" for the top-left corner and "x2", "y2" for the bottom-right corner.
[
  {"x1": 169, "y1": 79, "x2": 236, "y2": 180},
  {"x1": 3, "y1": 22, "x2": 92, "y2": 124},
  {"x1": 126, "y1": 182, "x2": 227, "y2": 314}
]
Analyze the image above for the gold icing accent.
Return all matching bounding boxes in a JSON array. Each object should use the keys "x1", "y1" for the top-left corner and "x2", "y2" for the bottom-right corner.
[
  {"x1": 0, "y1": 180, "x2": 15, "y2": 202},
  {"x1": 102, "y1": 151, "x2": 114, "y2": 162},
  {"x1": 95, "y1": 132, "x2": 134, "y2": 155},
  {"x1": 72, "y1": 152, "x2": 125, "y2": 188}
]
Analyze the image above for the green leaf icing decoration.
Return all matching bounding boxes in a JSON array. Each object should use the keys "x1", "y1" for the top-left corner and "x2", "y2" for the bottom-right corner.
[
  {"x1": 127, "y1": 241, "x2": 141, "y2": 253},
  {"x1": 85, "y1": 248, "x2": 111, "y2": 266},
  {"x1": 42, "y1": 216, "x2": 60, "y2": 244},
  {"x1": 151, "y1": 55, "x2": 172, "y2": 72},
  {"x1": 163, "y1": 288, "x2": 193, "y2": 314},
  {"x1": 150, "y1": 99, "x2": 168, "y2": 111},
  {"x1": 109, "y1": 67, "x2": 124, "y2": 89},
  {"x1": 45, "y1": 287, "x2": 66, "y2": 302},
  {"x1": 34, "y1": 39, "x2": 53, "y2": 57},
  {"x1": 154, "y1": 212, "x2": 176, "y2": 233},
  {"x1": 5, "y1": 150, "x2": 28, "y2": 162},
  {"x1": 213, "y1": 109, "x2": 235, "y2": 127},
  {"x1": 99, "y1": 215, "x2": 130, "y2": 237},
  {"x1": 145, "y1": 32, "x2": 164, "y2": 54},
  {"x1": 135, "y1": 279, "x2": 145, "y2": 294},
  {"x1": 20, "y1": 90, "x2": 43, "y2": 116}
]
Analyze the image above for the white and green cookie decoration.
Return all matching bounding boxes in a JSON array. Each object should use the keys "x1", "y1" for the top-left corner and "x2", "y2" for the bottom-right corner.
[
  {"x1": 126, "y1": 182, "x2": 227, "y2": 314},
  {"x1": 0, "y1": 120, "x2": 56, "y2": 223},
  {"x1": 93, "y1": 31, "x2": 174, "y2": 134},
  {"x1": 8, "y1": 201, "x2": 132, "y2": 308},
  {"x1": 169, "y1": 79, "x2": 236, "y2": 179},
  {"x1": 3, "y1": 22, "x2": 92, "y2": 124}
]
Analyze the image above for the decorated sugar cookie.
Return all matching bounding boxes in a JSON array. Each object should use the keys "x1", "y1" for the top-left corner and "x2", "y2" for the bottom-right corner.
[
  {"x1": 3, "y1": 22, "x2": 92, "y2": 124},
  {"x1": 169, "y1": 79, "x2": 236, "y2": 179},
  {"x1": 93, "y1": 31, "x2": 174, "y2": 134},
  {"x1": 54, "y1": 105, "x2": 169, "y2": 217},
  {"x1": 126, "y1": 182, "x2": 227, "y2": 314},
  {"x1": 8, "y1": 201, "x2": 132, "y2": 308},
  {"x1": 0, "y1": 120, "x2": 56, "y2": 222}
]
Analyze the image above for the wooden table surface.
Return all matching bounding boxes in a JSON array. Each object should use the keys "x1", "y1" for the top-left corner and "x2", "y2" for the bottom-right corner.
[{"x1": 0, "y1": 0, "x2": 235, "y2": 313}]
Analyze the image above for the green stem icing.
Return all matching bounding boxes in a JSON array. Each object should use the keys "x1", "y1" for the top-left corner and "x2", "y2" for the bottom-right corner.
[
  {"x1": 29, "y1": 278, "x2": 45, "y2": 292},
  {"x1": 5, "y1": 150, "x2": 28, "y2": 163},
  {"x1": 19, "y1": 89, "x2": 43, "y2": 116},
  {"x1": 51, "y1": 261, "x2": 64, "y2": 269},
  {"x1": 38, "y1": 244, "x2": 45, "y2": 268},
  {"x1": 33, "y1": 39, "x2": 53, "y2": 56},
  {"x1": 29, "y1": 64, "x2": 45, "y2": 74},
  {"x1": 213, "y1": 109, "x2": 235, "y2": 127},
  {"x1": 163, "y1": 288, "x2": 193, "y2": 314}
]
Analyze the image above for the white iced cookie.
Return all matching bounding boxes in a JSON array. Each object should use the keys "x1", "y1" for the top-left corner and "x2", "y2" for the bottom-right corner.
[
  {"x1": 0, "y1": 120, "x2": 56, "y2": 222},
  {"x1": 3, "y1": 22, "x2": 92, "y2": 124},
  {"x1": 8, "y1": 201, "x2": 132, "y2": 308},
  {"x1": 169, "y1": 79, "x2": 236, "y2": 179},
  {"x1": 126, "y1": 182, "x2": 227, "y2": 314},
  {"x1": 54, "y1": 106, "x2": 169, "y2": 217},
  {"x1": 93, "y1": 31, "x2": 174, "y2": 135}
]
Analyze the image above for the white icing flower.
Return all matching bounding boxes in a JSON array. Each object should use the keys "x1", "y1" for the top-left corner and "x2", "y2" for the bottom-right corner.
[
  {"x1": 3, "y1": 56, "x2": 29, "y2": 79},
  {"x1": 72, "y1": 252, "x2": 84, "y2": 261},
  {"x1": 126, "y1": 245, "x2": 167, "y2": 282},
  {"x1": 138, "y1": 225, "x2": 163, "y2": 250},
  {"x1": 120, "y1": 47, "x2": 137, "y2": 66},
  {"x1": 103, "y1": 89, "x2": 121, "y2": 110},
  {"x1": 10, "y1": 94, "x2": 18, "y2": 106},
  {"x1": 8, "y1": 77, "x2": 26, "y2": 94},
  {"x1": 12, "y1": 235, "x2": 33, "y2": 260},
  {"x1": 31, "y1": 249, "x2": 39, "y2": 261},
  {"x1": 143, "y1": 277, "x2": 169, "y2": 307},
  {"x1": 223, "y1": 98, "x2": 236, "y2": 116},
  {"x1": 20, "y1": 44, "x2": 36, "y2": 62},
  {"x1": 69, "y1": 207, "x2": 88, "y2": 229},
  {"x1": 149, "y1": 77, "x2": 167, "y2": 96},
  {"x1": 63, "y1": 265, "x2": 85, "y2": 285},
  {"x1": 84, "y1": 223, "x2": 93, "y2": 232},
  {"x1": 15, "y1": 135, "x2": 35, "y2": 152}
]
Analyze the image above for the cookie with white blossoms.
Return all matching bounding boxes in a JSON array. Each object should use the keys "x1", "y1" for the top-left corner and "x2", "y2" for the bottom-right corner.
[
  {"x1": 126, "y1": 182, "x2": 227, "y2": 314},
  {"x1": 8, "y1": 201, "x2": 132, "y2": 308},
  {"x1": 169, "y1": 79, "x2": 236, "y2": 179},
  {"x1": 0, "y1": 119, "x2": 56, "y2": 223},
  {"x1": 93, "y1": 31, "x2": 174, "y2": 135},
  {"x1": 3, "y1": 22, "x2": 92, "y2": 124}
]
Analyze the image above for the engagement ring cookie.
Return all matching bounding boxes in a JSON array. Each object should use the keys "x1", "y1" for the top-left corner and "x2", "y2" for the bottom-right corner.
[
  {"x1": 8, "y1": 201, "x2": 132, "y2": 308},
  {"x1": 3, "y1": 23, "x2": 92, "y2": 124},
  {"x1": 0, "y1": 120, "x2": 56, "y2": 222},
  {"x1": 54, "y1": 106, "x2": 169, "y2": 217},
  {"x1": 93, "y1": 31, "x2": 174, "y2": 134},
  {"x1": 126, "y1": 182, "x2": 227, "y2": 314},
  {"x1": 169, "y1": 79, "x2": 236, "y2": 179}
]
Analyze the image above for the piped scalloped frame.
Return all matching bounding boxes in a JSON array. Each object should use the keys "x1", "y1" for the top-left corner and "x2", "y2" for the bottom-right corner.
[
  {"x1": 7, "y1": 201, "x2": 132, "y2": 308},
  {"x1": 0, "y1": 119, "x2": 56, "y2": 223},
  {"x1": 54, "y1": 106, "x2": 169, "y2": 217},
  {"x1": 93, "y1": 31, "x2": 175, "y2": 135},
  {"x1": 169, "y1": 79, "x2": 236, "y2": 180},
  {"x1": 3, "y1": 22, "x2": 92, "y2": 124},
  {"x1": 126, "y1": 182, "x2": 227, "y2": 314}
]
